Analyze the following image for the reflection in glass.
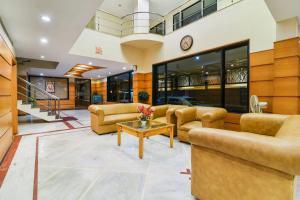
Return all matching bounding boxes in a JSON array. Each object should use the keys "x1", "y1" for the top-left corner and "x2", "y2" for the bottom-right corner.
[
  {"x1": 75, "y1": 79, "x2": 91, "y2": 108},
  {"x1": 224, "y1": 45, "x2": 248, "y2": 113},
  {"x1": 153, "y1": 43, "x2": 249, "y2": 113},
  {"x1": 107, "y1": 72, "x2": 133, "y2": 103}
]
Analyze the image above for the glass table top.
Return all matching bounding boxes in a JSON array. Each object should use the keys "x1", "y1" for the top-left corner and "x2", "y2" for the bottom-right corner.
[{"x1": 117, "y1": 120, "x2": 173, "y2": 132}]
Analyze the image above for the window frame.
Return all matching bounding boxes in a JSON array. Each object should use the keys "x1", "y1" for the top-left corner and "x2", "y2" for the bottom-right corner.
[
  {"x1": 107, "y1": 70, "x2": 133, "y2": 103},
  {"x1": 152, "y1": 41, "x2": 249, "y2": 113}
]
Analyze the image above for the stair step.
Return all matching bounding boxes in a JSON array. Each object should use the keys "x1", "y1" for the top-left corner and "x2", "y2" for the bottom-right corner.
[{"x1": 17, "y1": 99, "x2": 61, "y2": 122}]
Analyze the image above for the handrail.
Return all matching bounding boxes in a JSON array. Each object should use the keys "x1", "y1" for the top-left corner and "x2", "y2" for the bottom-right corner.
[
  {"x1": 18, "y1": 76, "x2": 59, "y2": 100},
  {"x1": 121, "y1": 11, "x2": 164, "y2": 19},
  {"x1": 17, "y1": 76, "x2": 61, "y2": 119}
]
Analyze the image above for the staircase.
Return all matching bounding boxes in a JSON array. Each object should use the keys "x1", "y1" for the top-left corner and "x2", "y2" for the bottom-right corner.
[{"x1": 17, "y1": 76, "x2": 61, "y2": 122}]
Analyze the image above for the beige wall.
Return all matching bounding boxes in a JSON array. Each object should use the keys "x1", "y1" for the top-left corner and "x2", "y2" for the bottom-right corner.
[{"x1": 71, "y1": 0, "x2": 276, "y2": 73}]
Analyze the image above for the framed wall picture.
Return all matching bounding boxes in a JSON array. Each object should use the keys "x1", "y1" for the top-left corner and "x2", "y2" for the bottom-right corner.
[{"x1": 45, "y1": 81, "x2": 55, "y2": 93}]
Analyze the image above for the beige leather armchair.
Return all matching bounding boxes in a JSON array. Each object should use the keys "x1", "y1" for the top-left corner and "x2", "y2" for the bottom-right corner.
[
  {"x1": 175, "y1": 106, "x2": 227, "y2": 142},
  {"x1": 88, "y1": 103, "x2": 149, "y2": 134},
  {"x1": 151, "y1": 104, "x2": 187, "y2": 136},
  {"x1": 189, "y1": 113, "x2": 300, "y2": 200}
]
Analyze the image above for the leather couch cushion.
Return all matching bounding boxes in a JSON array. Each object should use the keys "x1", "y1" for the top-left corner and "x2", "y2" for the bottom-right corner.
[
  {"x1": 276, "y1": 115, "x2": 300, "y2": 140},
  {"x1": 153, "y1": 116, "x2": 167, "y2": 124},
  {"x1": 103, "y1": 113, "x2": 139, "y2": 125},
  {"x1": 180, "y1": 121, "x2": 202, "y2": 131}
]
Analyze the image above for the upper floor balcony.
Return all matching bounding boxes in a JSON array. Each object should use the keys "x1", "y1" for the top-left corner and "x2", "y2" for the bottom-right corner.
[{"x1": 86, "y1": 0, "x2": 241, "y2": 47}]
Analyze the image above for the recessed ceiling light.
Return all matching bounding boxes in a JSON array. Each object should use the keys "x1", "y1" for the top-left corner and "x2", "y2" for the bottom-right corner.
[
  {"x1": 40, "y1": 38, "x2": 48, "y2": 44},
  {"x1": 88, "y1": 62, "x2": 93, "y2": 65},
  {"x1": 122, "y1": 67, "x2": 127, "y2": 70},
  {"x1": 40, "y1": 55, "x2": 45, "y2": 59},
  {"x1": 41, "y1": 15, "x2": 51, "y2": 22},
  {"x1": 40, "y1": 73, "x2": 44, "y2": 76},
  {"x1": 109, "y1": 72, "x2": 112, "y2": 74},
  {"x1": 195, "y1": 56, "x2": 200, "y2": 60},
  {"x1": 97, "y1": 75, "x2": 101, "y2": 78}
]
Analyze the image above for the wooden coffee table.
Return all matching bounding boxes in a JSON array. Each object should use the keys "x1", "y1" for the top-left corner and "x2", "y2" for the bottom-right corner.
[{"x1": 116, "y1": 120, "x2": 174, "y2": 159}]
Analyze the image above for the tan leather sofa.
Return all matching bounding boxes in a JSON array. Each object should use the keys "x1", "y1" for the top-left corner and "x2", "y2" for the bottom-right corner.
[
  {"x1": 189, "y1": 113, "x2": 300, "y2": 200},
  {"x1": 88, "y1": 103, "x2": 149, "y2": 134},
  {"x1": 175, "y1": 106, "x2": 227, "y2": 142},
  {"x1": 151, "y1": 104, "x2": 187, "y2": 136}
]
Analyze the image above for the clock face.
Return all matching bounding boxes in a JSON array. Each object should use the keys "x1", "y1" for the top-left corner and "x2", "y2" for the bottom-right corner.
[{"x1": 180, "y1": 35, "x2": 193, "y2": 51}]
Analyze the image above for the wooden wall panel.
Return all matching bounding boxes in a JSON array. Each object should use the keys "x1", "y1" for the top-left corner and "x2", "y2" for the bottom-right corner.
[
  {"x1": 274, "y1": 37, "x2": 300, "y2": 59},
  {"x1": 0, "y1": 56, "x2": 12, "y2": 80},
  {"x1": 273, "y1": 97, "x2": 299, "y2": 114},
  {"x1": 250, "y1": 49, "x2": 274, "y2": 66},
  {"x1": 0, "y1": 31, "x2": 16, "y2": 162},
  {"x1": 274, "y1": 56, "x2": 300, "y2": 78},
  {"x1": 250, "y1": 81, "x2": 273, "y2": 97},
  {"x1": 0, "y1": 76, "x2": 12, "y2": 96},
  {"x1": 250, "y1": 64, "x2": 273, "y2": 81},
  {"x1": 91, "y1": 80, "x2": 107, "y2": 104},
  {"x1": 133, "y1": 72, "x2": 152, "y2": 105},
  {"x1": 273, "y1": 77, "x2": 300, "y2": 97}
]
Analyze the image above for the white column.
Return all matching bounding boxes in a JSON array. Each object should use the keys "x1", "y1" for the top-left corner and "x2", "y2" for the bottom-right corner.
[
  {"x1": 276, "y1": 17, "x2": 299, "y2": 41},
  {"x1": 134, "y1": 0, "x2": 150, "y2": 34}
]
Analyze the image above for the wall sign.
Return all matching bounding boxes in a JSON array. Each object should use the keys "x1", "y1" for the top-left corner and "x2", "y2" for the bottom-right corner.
[
  {"x1": 95, "y1": 46, "x2": 103, "y2": 55},
  {"x1": 180, "y1": 35, "x2": 193, "y2": 51},
  {"x1": 45, "y1": 82, "x2": 55, "y2": 93}
]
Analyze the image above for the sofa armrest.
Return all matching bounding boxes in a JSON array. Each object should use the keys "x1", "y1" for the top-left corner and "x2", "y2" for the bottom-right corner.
[
  {"x1": 240, "y1": 113, "x2": 288, "y2": 136},
  {"x1": 175, "y1": 107, "x2": 197, "y2": 127},
  {"x1": 152, "y1": 105, "x2": 169, "y2": 119},
  {"x1": 166, "y1": 108, "x2": 177, "y2": 124},
  {"x1": 189, "y1": 128, "x2": 300, "y2": 175},
  {"x1": 201, "y1": 108, "x2": 227, "y2": 123},
  {"x1": 88, "y1": 105, "x2": 105, "y2": 124}
]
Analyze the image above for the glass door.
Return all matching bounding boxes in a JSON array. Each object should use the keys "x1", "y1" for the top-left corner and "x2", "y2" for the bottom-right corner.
[
  {"x1": 224, "y1": 45, "x2": 249, "y2": 113},
  {"x1": 75, "y1": 79, "x2": 91, "y2": 108}
]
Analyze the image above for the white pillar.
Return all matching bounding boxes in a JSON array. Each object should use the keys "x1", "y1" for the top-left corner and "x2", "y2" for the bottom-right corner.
[
  {"x1": 276, "y1": 17, "x2": 299, "y2": 41},
  {"x1": 134, "y1": 0, "x2": 150, "y2": 34}
]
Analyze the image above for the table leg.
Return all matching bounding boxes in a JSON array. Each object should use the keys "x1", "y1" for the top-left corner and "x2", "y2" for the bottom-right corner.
[
  {"x1": 117, "y1": 126, "x2": 121, "y2": 146},
  {"x1": 169, "y1": 126, "x2": 174, "y2": 148},
  {"x1": 139, "y1": 134, "x2": 144, "y2": 159}
]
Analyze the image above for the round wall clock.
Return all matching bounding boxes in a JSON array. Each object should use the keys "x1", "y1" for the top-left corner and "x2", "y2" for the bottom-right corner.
[{"x1": 180, "y1": 35, "x2": 193, "y2": 51}]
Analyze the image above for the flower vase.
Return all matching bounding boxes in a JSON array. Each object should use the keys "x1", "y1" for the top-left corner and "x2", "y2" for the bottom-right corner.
[{"x1": 141, "y1": 120, "x2": 147, "y2": 127}]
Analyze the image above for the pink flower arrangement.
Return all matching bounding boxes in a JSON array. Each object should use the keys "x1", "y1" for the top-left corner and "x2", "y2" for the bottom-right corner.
[{"x1": 137, "y1": 105, "x2": 155, "y2": 121}]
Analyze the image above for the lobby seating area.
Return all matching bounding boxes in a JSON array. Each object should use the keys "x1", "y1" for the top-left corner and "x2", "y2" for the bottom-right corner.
[
  {"x1": 1, "y1": 0, "x2": 300, "y2": 199},
  {"x1": 189, "y1": 113, "x2": 300, "y2": 200},
  {"x1": 88, "y1": 103, "x2": 150, "y2": 134}
]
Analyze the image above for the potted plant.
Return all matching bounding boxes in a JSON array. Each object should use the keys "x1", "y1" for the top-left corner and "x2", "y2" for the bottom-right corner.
[
  {"x1": 28, "y1": 96, "x2": 37, "y2": 107},
  {"x1": 138, "y1": 91, "x2": 149, "y2": 103},
  {"x1": 137, "y1": 105, "x2": 155, "y2": 127}
]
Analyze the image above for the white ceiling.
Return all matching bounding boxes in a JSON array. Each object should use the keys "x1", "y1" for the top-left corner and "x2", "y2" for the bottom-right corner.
[
  {"x1": 264, "y1": 0, "x2": 300, "y2": 23},
  {"x1": 99, "y1": 0, "x2": 190, "y2": 17},
  {"x1": 0, "y1": 0, "x2": 134, "y2": 78}
]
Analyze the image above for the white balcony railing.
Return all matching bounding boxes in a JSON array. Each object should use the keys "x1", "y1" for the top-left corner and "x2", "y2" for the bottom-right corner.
[{"x1": 87, "y1": 0, "x2": 242, "y2": 37}]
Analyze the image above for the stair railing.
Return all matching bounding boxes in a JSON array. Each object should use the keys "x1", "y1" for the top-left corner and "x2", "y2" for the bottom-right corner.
[{"x1": 17, "y1": 76, "x2": 61, "y2": 119}]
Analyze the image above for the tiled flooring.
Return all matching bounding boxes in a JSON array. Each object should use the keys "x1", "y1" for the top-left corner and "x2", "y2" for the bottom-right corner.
[{"x1": 0, "y1": 110, "x2": 194, "y2": 200}]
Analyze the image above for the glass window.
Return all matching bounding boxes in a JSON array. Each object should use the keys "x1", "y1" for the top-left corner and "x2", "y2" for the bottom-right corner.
[
  {"x1": 153, "y1": 42, "x2": 249, "y2": 113},
  {"x1": 154, "y1": 64, "x2": 167, "y2": 105},
  {"x1": 173, "y1": 13, "x2": 181, "y2": 31},
  {"x1": 150, "y1": 22, "x2": 165, "y2": 35},
  {"x1": 182, "y1": 1, "x2": 202, "y2": 26},
  {"x1": 29, "y1": 76, "x2": 69, "y2": 100},
  {"x1": 224, "y1": 45, "x2": 249, "y2": 113},
  {"x1": 166, "y1": 51, "x2": 222, "y2": 107},
  {"x1": 203, "y1": 0, "x2": 217, "y2": 16},
  {"x1": 107, "y1": 71, "x2": 133, "y2": 103}
]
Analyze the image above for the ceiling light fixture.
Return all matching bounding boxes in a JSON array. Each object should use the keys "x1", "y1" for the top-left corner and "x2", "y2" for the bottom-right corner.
[
  {"x1": 122, "y1": 67, "x2": 127, "y2": 70},
  {"x1": 109, "y1": 72, "x2": 112, "y2": 75},
  {"x1": 41, "y1": 15, "x2": 51, "y2": 22},
  {"x1": 195, "y1": 56, "x2": 200, "y2": 60},
  {"x1": 88, "y1": 62, "x2": 93, "y2": 65},
  {"x1": 40, "y1": 55, "x2": 45, "y2": 59},
  {"x1": 40, "y1": 38, "x2": 48, "y2": 44},
  {"x1": 40, "y1": 73, "x2": 44, "y2": 76},
  {"x1": 98, "y1": 75, "x2": 101, "y2": 78}
]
